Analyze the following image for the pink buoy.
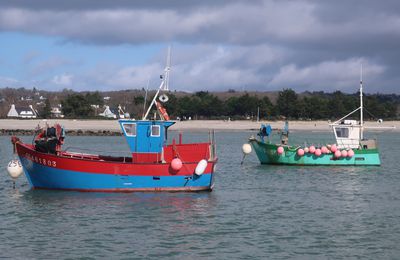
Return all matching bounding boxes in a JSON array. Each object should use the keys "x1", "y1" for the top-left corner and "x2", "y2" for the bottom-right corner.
[
  {"x1": 171, "y1": 158, "x2": 183, "y2": 171},
  {"x1": 334, "y1": 150, "x2": 341, "y2": 158},
  {"x1": 330, "y1": 144, "x2": 337, "y2": 153},
  {"x1": 277, "y1": 146, "x2": 284, "y2": 155},
  {"x1": 315, "y1": 148, "x2": 322, "y2": 156},
  {"x1": 347, "y1": 149, "x2": 354, "y2": 157},
  {"x1": 341, "y1": 150, "x2": 348, "y2": 157},
  {"x1": 297, "y1": 148, "x2": 305, "y2": 156},
  {"x1": 304, "y1": 147, "x2": 309, "y2": 153},
  {"x1": 309, "y1": 146, "x2": 316, "y2": 154},
  {"x1": 321, "y1": 146, "x2": 328, "y2": 154}
]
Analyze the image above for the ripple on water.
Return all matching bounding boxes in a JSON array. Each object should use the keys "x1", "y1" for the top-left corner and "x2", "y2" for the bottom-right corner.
[{"x1": 0, "y1": 132, "x2": 400, "y2": 259}]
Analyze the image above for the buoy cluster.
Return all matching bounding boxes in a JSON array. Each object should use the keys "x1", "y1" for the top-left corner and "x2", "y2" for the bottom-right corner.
[{"x1": 276, "y1": 144, "x2": 355, "y2": 158}]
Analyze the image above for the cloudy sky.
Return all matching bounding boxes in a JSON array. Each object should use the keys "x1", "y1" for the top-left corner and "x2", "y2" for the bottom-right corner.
[{"x1": 0, "y1": 0, "x2": 399, "y2": 93}]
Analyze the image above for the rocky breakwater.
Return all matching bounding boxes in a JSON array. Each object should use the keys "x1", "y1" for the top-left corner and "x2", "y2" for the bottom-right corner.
[{"x1": 0, "y1": 129, "x2": 122, "y2": 136}]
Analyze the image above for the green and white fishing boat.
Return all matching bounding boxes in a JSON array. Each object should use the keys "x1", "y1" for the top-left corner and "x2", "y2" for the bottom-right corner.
[{"x1": 245, "y1": 71, "x2": 391, "y2": 166}]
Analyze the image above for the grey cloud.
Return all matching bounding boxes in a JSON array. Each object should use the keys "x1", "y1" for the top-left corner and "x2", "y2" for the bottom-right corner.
[
  {"x1": 0, "y1": 0, "x2": 251, "y2": 11},
  {"x1": 0, "y1": 1, "x2": 399, "y2": 93},
  {"x1": 1, "y1": 1, "x2": 399, "y2": 49},
  {"x1": 269, "y1": 58, "x2": 386, "y2": 92}
]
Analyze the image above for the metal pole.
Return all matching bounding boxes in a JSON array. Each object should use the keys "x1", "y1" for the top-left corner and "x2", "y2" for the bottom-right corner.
[
  {"x1": 142, "y1": 47, "x2": 171, "y2": 120},
  {"x1": 360, "y1": 64, "x2": 364, "y2": 140}
]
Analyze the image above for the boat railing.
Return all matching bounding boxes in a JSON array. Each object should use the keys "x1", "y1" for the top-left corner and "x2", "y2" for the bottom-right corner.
[
  {"x1": 63, "y1": 146, "x2": 130, "y2": 154},
  {"x1": 61, "y1": 147, "x2": 131, "y2": 162},
  {"x1": 335, "y1": 138, "x2": 360, "y2": 149}
]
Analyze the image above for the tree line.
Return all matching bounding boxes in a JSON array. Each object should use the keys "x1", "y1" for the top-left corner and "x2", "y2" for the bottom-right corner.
[
  {"x1": 59, "y1": 89, "x2": 399, "y2": 120},
  {"x1": 163, "y1": 89, "x2": 398, "y2": 120}
]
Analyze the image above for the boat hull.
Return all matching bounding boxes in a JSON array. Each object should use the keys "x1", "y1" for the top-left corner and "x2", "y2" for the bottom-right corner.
[
  {"x1": 16, "y1": 143, "x2": 215, "y2": 192},
  {"x1": 249, "y1": 140, "x2": 380, "y2": 166}
]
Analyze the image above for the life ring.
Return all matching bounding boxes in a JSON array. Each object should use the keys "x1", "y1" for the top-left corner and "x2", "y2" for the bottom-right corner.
[
  {"x1": 156, "y1": 101, "x2": 170, "y2": 120},
  {"x1": 159, "y1": 94, "x2": 169, "y2": 103}
]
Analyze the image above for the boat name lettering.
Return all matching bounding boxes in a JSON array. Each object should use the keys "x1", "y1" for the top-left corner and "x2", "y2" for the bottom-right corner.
[{"x1": 25, "y1": 153, "x2": 57, "y2": 167}]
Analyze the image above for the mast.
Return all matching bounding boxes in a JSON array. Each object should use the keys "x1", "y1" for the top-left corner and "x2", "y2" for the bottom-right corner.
[
  {"x1": 142, "y1": 47, "x2": 171, "y2": 120},
  {"x1": 360, "y1": 64, "x2": 364, "y2": 140},
  {"x1": 257, "y1": 106, "x2": 260, "y2": 122},
  {"x1": 164, "y1": 46, "x2": 171, "y2": 91},
  {"x1": 142, "y1": 78, "x2": 150, "y2": 119}
]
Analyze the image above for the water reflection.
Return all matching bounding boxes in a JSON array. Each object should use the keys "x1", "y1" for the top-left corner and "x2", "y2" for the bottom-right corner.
[{"x1": 19, "y1": 189, "x2": 217, "y2": 219}]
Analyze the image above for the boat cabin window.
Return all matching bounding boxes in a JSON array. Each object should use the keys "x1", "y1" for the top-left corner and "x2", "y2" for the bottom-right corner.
[
  {"x1": 123, "y1": 123, "x2": 136, "y2": 136},
  {"x1": 151, "y1": 125, "x2": 160, "y2": 137},
  {"x1": 335, "y1": 127, "x2": 349, "y2": 138}
]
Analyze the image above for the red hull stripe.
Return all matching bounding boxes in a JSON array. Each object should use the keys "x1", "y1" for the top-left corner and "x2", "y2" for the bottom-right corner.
[{"x1": 17, "y1": 143, "x2": 216, "y2": 176}]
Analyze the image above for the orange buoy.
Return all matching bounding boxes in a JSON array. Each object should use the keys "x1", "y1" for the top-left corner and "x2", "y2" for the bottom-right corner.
[{"x1": 156, "y1": 101, "x2": 170, "y2": 120}]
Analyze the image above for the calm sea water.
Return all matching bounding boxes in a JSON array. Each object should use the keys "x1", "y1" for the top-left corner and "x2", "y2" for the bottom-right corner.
[{"x1": 1, "y1": 130, "x2": 399, "y2": 259}]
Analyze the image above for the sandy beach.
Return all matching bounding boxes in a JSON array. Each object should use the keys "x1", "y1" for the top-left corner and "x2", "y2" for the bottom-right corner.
[{"x1": 0, "y1": 119, "x2": 398, "y2": 133}]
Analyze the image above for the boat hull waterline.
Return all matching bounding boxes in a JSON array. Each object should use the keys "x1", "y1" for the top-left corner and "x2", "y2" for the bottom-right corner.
[{"x1": 16, "y1": 143, "x2": 216, "y2": 192}]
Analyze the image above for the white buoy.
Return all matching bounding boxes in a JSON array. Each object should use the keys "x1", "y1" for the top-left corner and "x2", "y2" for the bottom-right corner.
[
  {"x1": 7, "y1": 159, "x2": 23, "y2": 180},
  {"x1": 195, "y1": 159, "x2": 207, "y2": 176},
  {"x1": 242, "y1": 143, "x2": 252, "y2": 154},
  {"x1": 7, "y1": 159, "x2": 23, "y2": 189},
  {"x1": 241, "y1": 143, "x2": 252, "y2": 165}
]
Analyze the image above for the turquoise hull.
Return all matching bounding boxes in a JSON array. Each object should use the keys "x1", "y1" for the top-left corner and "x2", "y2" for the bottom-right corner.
[{"x1": 249, "y1": 140, "x2": 380, "y2": 166}]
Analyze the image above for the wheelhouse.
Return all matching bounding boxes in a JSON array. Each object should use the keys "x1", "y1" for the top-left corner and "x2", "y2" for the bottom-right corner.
[
  {"x1": 119, "y1": 120, "x2": 175, "y2": 162},
  {"x1": 331, "y1": 120, "x2": 361, "y2": 149}
]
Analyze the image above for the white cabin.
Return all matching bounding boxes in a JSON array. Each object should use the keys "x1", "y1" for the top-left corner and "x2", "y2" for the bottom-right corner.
[{"x1": 331, "y1": 120, "x2": 361, "y2": 149}]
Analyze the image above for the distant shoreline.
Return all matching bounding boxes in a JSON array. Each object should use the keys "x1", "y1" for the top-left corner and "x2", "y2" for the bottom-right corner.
[{"x1": 0, "y1": 119, "x2": 398, "y2": 135}]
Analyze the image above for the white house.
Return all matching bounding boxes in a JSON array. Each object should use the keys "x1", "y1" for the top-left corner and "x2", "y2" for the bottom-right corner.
[
  {"x1": 7, "y1": 104, "x2": 38, "y2": 119},
  {"x1": 99, "y1": 105, "x2": 117, "y2": 118},
  {"x1": 99, "y1": 105, "x2": 129, "y2": 119},
  {"x1": 51, "y1": 105, "x2": 64, "y2": 118}
]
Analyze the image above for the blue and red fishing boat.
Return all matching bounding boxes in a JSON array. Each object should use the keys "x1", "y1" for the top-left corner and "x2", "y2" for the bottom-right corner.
[
  {"x1": 12, "y1": 120, "x2": 217, "y2": 192},
  {"x1": 9, "y1": 52, "x2": 218, "y2": 192}
]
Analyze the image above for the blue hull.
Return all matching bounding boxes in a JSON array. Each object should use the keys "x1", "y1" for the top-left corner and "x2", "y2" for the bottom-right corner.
[{"x1": 20, "y1": 157, "x2": 213, "y2": 192}]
